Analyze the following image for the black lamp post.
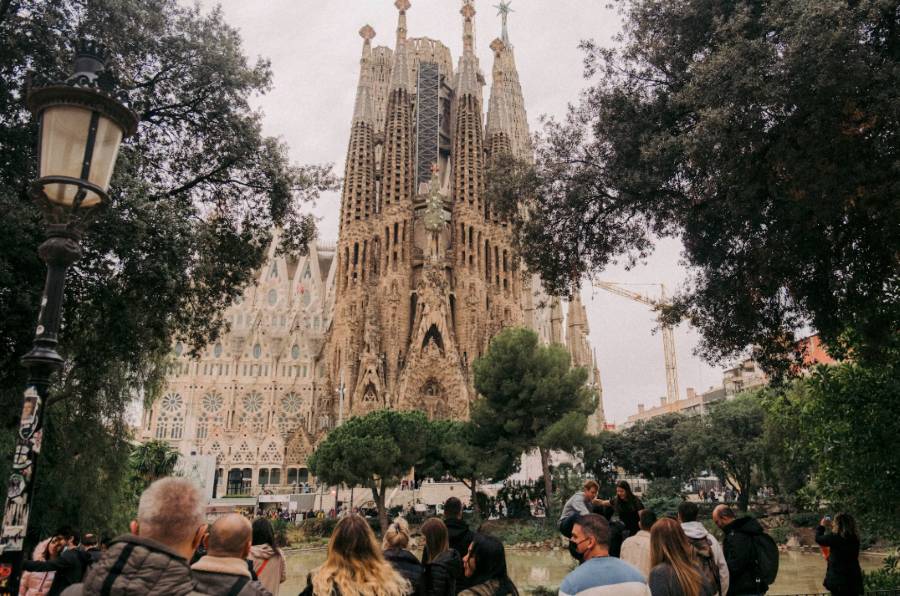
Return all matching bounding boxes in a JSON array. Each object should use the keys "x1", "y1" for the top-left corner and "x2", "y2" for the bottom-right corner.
[{"x1": 0, "y1": 40, "x2": 137, "y2": 593}]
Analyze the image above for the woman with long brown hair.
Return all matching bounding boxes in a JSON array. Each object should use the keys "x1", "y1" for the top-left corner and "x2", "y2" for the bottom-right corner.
[
  {"x1": 300, "y1": 514, "x2": 409, "y2": 596},
  {"x1": 420, "y1": 518, "x2": 461, "y2": 596},
  {"x1": 815, "y1": 513, "x2": 864, "y2": 595},
  {"x1": 596, "y1": 480, "x2": 645, "y2": 536},
  {"x1": 648, "y1": 518, "x2": 715, "y2": 596}
]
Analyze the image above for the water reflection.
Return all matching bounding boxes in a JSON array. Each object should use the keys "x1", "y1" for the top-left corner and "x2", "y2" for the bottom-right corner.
[{"x1": 283, "y1": 548, "x2": 884, "y2": 595}]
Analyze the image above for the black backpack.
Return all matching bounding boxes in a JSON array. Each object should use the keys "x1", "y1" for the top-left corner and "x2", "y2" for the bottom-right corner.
[
  {"x1": 752, "y1": 532, "x2": 779, "y2": 587},
  {"x1": 689, "y1": 536, "x2": 721, "y2": 595}
]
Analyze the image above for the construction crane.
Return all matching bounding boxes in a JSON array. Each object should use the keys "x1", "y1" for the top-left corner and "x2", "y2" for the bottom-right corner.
[{"x1": 593, "y1": 281, "x2": 680, "y2": 404}]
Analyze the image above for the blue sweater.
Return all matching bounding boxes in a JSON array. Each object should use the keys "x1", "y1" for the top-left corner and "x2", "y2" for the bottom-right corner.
[{"x1": 559, "y1": 556, "x2": 651, "y2": 596}]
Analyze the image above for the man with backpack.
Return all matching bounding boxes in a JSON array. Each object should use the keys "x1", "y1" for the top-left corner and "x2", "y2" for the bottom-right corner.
[
  {"x1": 678, "y1": 501, "x2": 729, "y2": 596},
  {"x1": 713, "y1": 505, "x2": 779, "y2": 595}
]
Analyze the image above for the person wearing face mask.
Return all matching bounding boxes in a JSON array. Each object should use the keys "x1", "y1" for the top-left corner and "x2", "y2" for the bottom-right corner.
[
  {"x1": 458, "y1": 534, "x2": 518, "y2": 596},
  {"x1": 559, "y1": 514, "x2": 650, "y2": 596}
]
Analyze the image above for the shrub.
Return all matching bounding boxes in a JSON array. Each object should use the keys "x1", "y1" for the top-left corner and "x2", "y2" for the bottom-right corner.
[
  {"x1": 481, "y1": 519, "x2": 557, "y2": 545},
  {"x1": 529, "y1": 587, "x2": 558, "y2": 596},
  {"x1": 271, "y1": 518, "x2": 289, "y2": 547},
  {"x1": 769, "y1": 525, "x2": 791, "y2": 545},
  {"x1": 864, "y1": 553, "x2": 900, "y2": 591},
  {"x1": 301, "y1": 517, "x2": 338, "y2": 537},
  {"x1": 789, "y1": 512, "x2": 821, "y2": 527}
]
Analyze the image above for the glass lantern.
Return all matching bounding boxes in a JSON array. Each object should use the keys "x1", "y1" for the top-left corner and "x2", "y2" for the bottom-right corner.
[{"x1": 26, "y1": 41, "x2": 138, "y2": 211}]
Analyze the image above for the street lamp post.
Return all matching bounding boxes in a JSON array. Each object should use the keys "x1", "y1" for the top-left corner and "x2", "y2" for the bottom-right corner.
[{"x1": 0, "y1": 40, "x2": 137, "y2": 593}]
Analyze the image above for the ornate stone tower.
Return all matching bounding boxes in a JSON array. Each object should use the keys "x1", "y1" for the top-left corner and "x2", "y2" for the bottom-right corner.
[{"x1": 324, "y1": 0, "x2": 532, "y2": 421}]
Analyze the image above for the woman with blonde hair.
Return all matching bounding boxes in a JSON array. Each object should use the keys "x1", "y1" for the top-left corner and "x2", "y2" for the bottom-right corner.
[
  {"x1": 648, "y1": 518, "x2": 715, "y2": 596},
  {"x1": 382, "y1": 517, "x2": 424, "y2": 593},
  {"x1": 420, "y1": 518, "x2": 461, "y2": 596},
  {"x1": 300, "y1": 514, "x2": 409, "y2": 596}
]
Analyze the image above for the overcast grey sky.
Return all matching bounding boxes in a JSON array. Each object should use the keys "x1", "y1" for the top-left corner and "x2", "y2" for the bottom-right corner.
[{"x1": 194, "y1": 0, "x2": 724, "y2": 424}]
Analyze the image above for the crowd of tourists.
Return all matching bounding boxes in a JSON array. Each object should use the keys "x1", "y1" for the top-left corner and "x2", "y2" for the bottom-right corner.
[
  {"x1": 15, "y1": 476, "x2": 864, "y2": 596},
  {"x1": 557, "y1": 479, "x2": 865, "y2": 596}
]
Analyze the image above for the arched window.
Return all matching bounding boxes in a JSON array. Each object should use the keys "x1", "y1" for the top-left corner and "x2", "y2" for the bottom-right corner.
[
  {"x1": 155, "y1": 414, "x2": 169, "y2": 439},
  {"x1": 268, "y1": 289, "x2": 278, "y2": 305},
  {"x1": 214, "y1": 343, "x2": 223, "y2": 358},
  {"x1": 270, "y1": 468, "x2": 281, "y2": 485},
  {"x1": 291, "y1": 345, "x2": 300, "y2": 359},
  {"x1": 253, "y1": 343, "x2": 262, "y2": 358},
  {"x1": 259, "y1": 469, "x2": 269, "y2": 486},
  {"x1": 170, "y1": 414, "x2": 184, "y2": 439},
  {"x1": 196, "y1": 414, "x2": 209, "y2": 440}
]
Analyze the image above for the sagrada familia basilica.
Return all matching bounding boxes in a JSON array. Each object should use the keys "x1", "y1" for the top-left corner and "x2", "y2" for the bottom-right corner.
[{"x1": 141, "y1": 1, "x2": 605, "y2": 494}]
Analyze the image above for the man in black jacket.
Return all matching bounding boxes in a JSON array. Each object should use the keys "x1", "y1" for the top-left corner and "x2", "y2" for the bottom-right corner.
[
  {"x1": 713, "y1": 505, "x2": 768, "y2": 596},
  {"x1": 22, "y1": 527, "x2": 92, "y2": 596},
  {"x1": 442, "y1": 497, "x2": 474, "y2": 560}
]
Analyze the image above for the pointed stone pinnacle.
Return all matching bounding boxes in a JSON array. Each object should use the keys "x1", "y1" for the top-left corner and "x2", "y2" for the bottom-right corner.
[
  {"x1": 461, "y1": 1, "x2": 476, "y2": 19},
  {"x1": 359, "y1": 24, "x2": 376, "y2": 41},
  {"x1": 395, "y1": 0, "x2": 411, "y2": 13}
]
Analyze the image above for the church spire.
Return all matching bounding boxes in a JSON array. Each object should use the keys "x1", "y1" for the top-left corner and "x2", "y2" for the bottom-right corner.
[
  {"x1": 484, "y1": 2, "x2": 530, "y2": 160},
  {"x1": 457, "y1": 0, "x2": 480, "y2": 97},
  {"x1": 390, "y1": 0, "x2": 412, "y2": 92},
  {"x1": 494, "y1": 0, "x2": 513, "y2": 46},
  {"x1": 352, "y1": 25, "x2": 376, "y2": 124}
]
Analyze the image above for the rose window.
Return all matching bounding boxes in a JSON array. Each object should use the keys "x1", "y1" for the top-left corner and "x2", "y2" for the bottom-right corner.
[
  {"x1": 282, "y1": 392, "x2": 302, "y2": 414},
  {"x1": 242, "y1": 392, "x2": 263, "y2": 413},
  {"x1": 202, "y1": 392, "x2": 224, "y2": 413},
  {"x1": 160, "y1": 393, "x2": 183, "y2": 412}
]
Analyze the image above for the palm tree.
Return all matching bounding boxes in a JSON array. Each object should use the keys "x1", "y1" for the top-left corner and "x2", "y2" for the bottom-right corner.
[{"x1": 130, "y1": 440, "x2": 180, "y2": 485}]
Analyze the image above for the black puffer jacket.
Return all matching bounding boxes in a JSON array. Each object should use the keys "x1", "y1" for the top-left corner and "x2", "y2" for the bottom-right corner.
[
  {"x1": 384, "y1": 548, "x2": 424, "y2": 594},
  {"x1": 445, "y1": 519, "x2": 474, "y2": 561},
  {"x1": 815, "y1": 526, "x2": 863, "y2": 595},
  {"x1": 422, "y1": 549, "x2": 460, "y2": 596},
  {"x1": 721, "y1": 517, "x2": 767, "y2": 596}
]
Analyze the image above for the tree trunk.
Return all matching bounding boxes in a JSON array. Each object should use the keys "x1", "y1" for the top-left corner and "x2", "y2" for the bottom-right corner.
[
  {"x1": 372, "y1": 483, "x2": 388, "y2": 535},
  {"x1": 738, "y1": 488, "x2": 750, "y2": 512},
  {"x1": 462, "y1": 478, "x2": 480, "y2": 517},
  {"x1": 539, "y1": 447, "x2": 553, "y2": 518}
]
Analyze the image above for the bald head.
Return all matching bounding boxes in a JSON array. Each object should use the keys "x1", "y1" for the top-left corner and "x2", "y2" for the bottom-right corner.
[
  {"x1": 713, "y1": 504, "x2": 735, "y2": 529},
  {"x1": 207, "y1": 514, "x2": 252, "y2": 558}
]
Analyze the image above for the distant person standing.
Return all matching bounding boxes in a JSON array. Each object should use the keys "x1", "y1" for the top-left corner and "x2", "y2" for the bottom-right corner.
[
  {"x1": 595, "y1": 481, "x2": 644, "y2": 536},
  {"x1": 621, "y1": 509, "x2": 657, "y2": 578},
  {"x1": 442, "y1": 498, "x2": 474, "y2": 561},
  {"x1": 815, "y1": 514, "x2": 864, "y2": 596}
]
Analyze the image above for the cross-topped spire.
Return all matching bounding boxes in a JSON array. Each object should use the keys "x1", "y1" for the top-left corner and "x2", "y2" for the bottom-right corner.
[
  {"x1": 461, "y1": 0, "x2": 476, "y2": 54},
  {"x1": 493, "y1": 0, "x2": 513, "y2": 45},
  {"x1": 390, "y1": 0, "x2": 411, "y2": 91}
]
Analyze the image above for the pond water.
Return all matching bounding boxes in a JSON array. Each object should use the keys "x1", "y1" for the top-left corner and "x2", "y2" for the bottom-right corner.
[{"x1": 283, "y1": 548, "x2": 884, "y2": 595}]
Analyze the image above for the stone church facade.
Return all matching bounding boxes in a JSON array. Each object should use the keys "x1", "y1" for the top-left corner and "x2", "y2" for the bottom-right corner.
[{"x1": 141, "y1": 1, "x2": 604, "y2": 495}]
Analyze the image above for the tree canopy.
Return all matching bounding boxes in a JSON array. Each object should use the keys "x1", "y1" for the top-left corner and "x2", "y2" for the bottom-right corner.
[
  {"x1": 764, "y1": 362, "x2": 900, "y2": 536},
  {"x1": 308, "y1": 409, "x2": 429, "y2": 533},
  {"x1": 0, "y1": 0, "x2": 335, "y2": 538},
  {"x1": 498, "y1": 0, "x2": 899, "y2": 374},
  {"x1": 472, "y1": 327, "x2": 596, "y2": 515}
]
